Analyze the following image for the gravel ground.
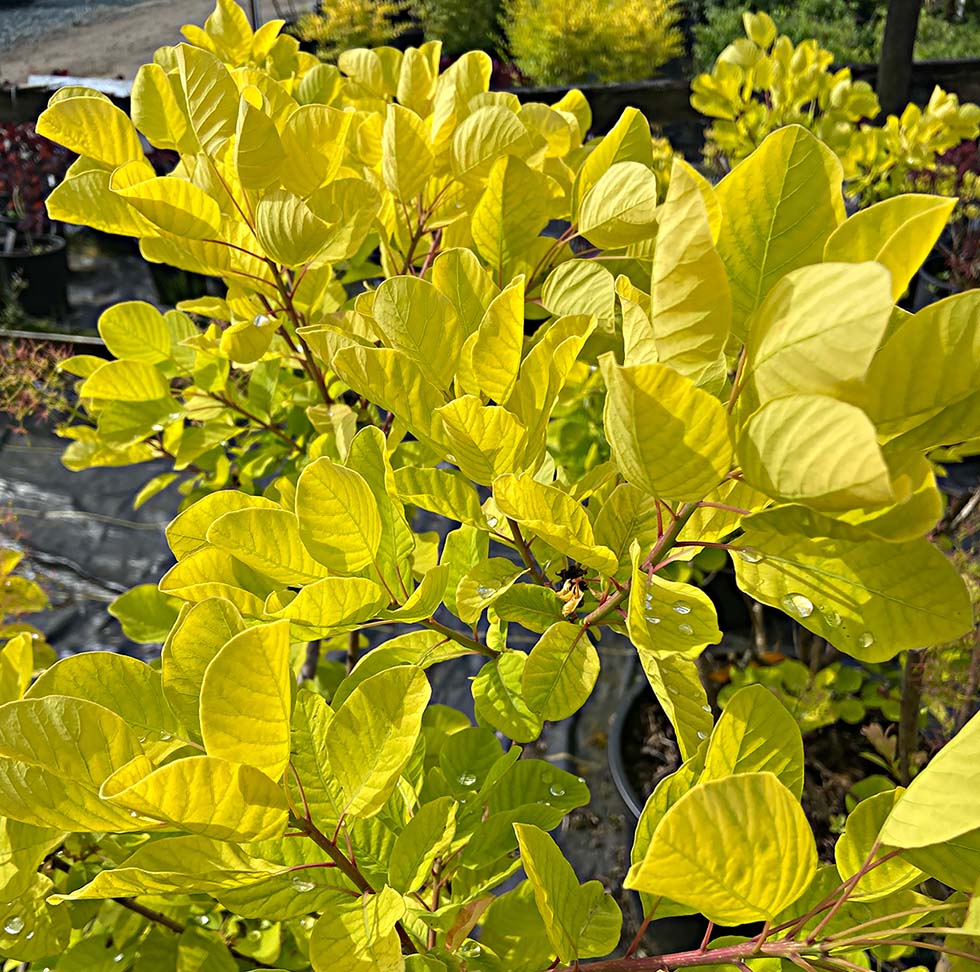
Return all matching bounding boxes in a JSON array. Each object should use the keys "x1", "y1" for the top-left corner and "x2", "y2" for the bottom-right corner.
[{"x1": 0, "y1": 0, "x2": 221, "y2": 82}]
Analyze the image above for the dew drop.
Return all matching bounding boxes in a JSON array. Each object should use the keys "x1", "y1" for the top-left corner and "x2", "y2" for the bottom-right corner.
[
  {"x1": 247, "y1": 929, "x2": 261, "y2": 942},
  {"x1": 736, "y1": 547, "x2": 763, "y2": 564},
  {"x1": 486, "y1": 515, "x2": 498, "y2": 528},
  {"x1": 137, "y1": 734, "x2": 148, "y2": 744},
  {"x1": 781, "y1": 593, "x2": 814, "y2": 619},
  {"x1": 696, "y1": 731, "x2": 707, "y2": 740},
  {"x1": 548, "y1": 783, "x2": 565, "y2": 797},
  {"x1": 476, "y1": 585, "x2": 495, "y2": 599},
  {"x1": 823, "y1": 610, "x2": 842, "y2": 627},
  {"x1": 672, "y1": 602, "x2": 691, "y2": 615},
  {"x1": 196, "y1": 915, "x2": 211, "y2": 926},
  {"x1": 459, "y1": 941, "x2": 482, "y2": 958},
  {"x1": 858, "y1": 631, "x2": 875, "y2": 648},
  {"x1": 457, "y1": 771, "x2": 477, "y2": 787},
  {"x1": 3, "y1": 917, "x2": 24, "y2": 935},
  {"x1": 25, "y1": 931, "x2": 34, "y2": 941},
  {"x1": 576, "y1": 776, "x2": 585, "y2": 784},
  {"x1": 300, "y1": 916, "x2": 315, "y2": 930},
  {"x1": 678, "y1": 622, "x2": 694, "y2": 636},
  {"x1": 702, "y1": 704, "x2": 712, "y2": 713},
  {"x1": 159, "y1": 732, "x2": 174, "y2": 742},
  {"x1": 291, "y1": 876, "x2": 316, "y2": 893},
  {"x1": 644, "y1": 592, "x2": 654, "y2": 607},
  {"x1": 644, "y1": 615, "x2": 661, "y2": 625},
  {"x1": 113, "y1": 954, "x2": 125, "y2": 963},
  {"x1": 150, "y1": 424, "x2": 164, "y2": 433},
  {"x1": 253, "y1": 314, "x2": 271, "y2": 327},
  {"x1": 129, "y1": 810, "x2": 139, "y2": 818}
]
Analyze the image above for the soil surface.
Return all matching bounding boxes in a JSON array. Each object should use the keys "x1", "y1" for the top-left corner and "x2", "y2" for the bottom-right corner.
[{"x1": 620, "y1": 689, "x2": 876, "y2": 863}]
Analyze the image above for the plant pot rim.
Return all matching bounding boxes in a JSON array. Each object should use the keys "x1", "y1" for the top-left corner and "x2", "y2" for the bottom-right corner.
[{"x1": 607, "y1": 673, "x2": 658, "y2": 820}]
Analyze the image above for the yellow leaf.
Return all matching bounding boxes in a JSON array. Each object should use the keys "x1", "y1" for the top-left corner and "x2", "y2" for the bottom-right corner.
[
  {"x1": 113, "y1": 169, "x2": 222, "y2": 239},
  {"x1": 578, "y1": 161, "x2": 659, "y2": 248},
  {"x1": 36, "y1": 95, "x2": 143, "y2": 167},
  {"x1": 493, "y1": 473, "x2": 618, "y2": 575},
  {"x1": 235, "y1": 94, "x2": 285, "y2": 189},
  {"x1": 382, "y1": 103, "x2": 433, "y2": 202},
  {"x1": 80, "y1": 359, "x2": 170, "y2": 402},
  {"x1": 200, "y1": 620, "x2": 292, "y2": 780},
  {"x1": 132, "y1": 62, "x2": 191, "y2": 152},
  {"x1": 280, "y1": 105, "x2": 353, "y2": 196},
  {"x1": 456, "y1": 276, "x2": 525, "y2": 403},
  {"x1": 824, "y1": 194, "x2": 957, "y2": 301},
  {"x1": 101, "y1": 754, "x2": 289, "y2": 841},
  {"x1": 435, "y1": 396, "x2": 529, "y2": 486},
  {"x1": 97, "y1": 301, "x2": 173, "y2": 363},
  {"x1": 295, "y1": 458, "x2": 383, "y2": 574},
  {"x1": 256, "y1": 189, "x2": 330, "y2": 267},
  {"x1": 651, "y1": 158, "x2": 730, "y2": 382},
  {"x1": 737, "y1": 394, "x2": 894, "y2": 511},
  {"x1": 716, "y1": 126, "x2": 845, "y2": 337},
  {"x1": 600, "y1": 354, "x2": 733, "y2": 502},
  {"x1": 207, "y1": 507, "x2": 330, "y2": 585},
  {"x1": 625, "y1": 772, "x2": 817, "y2": 923}
]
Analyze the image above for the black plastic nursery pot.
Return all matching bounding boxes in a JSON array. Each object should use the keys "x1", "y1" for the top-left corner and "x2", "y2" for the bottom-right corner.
[
  {"x1": 909, "y1": 251, "x2": 959, "y2": 311},
  {"x1": 0, "y1": 233, "x2": 68, "y2": 318}
]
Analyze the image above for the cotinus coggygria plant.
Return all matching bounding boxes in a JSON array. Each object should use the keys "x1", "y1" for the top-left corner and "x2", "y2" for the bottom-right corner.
[{"x1": 1, "y1": 1, "x2": 978, "y2": 970}]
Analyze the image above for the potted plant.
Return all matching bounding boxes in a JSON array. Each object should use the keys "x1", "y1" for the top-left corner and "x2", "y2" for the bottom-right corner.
[
  {"x1": 15, "y1": 7, "x2": 980, "y2": 968},
  {"x1": 0, "y1": 123, "x2": 73, "y2": 320}
]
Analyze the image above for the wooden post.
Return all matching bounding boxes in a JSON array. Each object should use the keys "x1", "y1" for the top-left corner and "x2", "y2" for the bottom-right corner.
[{"x1": 877, "y1": 0, "x2": 924, "y2": 114}]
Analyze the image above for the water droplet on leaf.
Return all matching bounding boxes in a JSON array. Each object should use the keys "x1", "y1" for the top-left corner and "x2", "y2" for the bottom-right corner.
[
  {"x1": 486, "y1": 515, "x2": 498, "y2": 528},
  {"x1": 736, "y1": 547, "x2": 763, "y2": 563},
  {"x1": 459, "y1": 941, "x2": 482, "y2": 958},
  {"x1": 672, "y1": 603, "x2": 691, "y2": 615},
  {"x1": 113, "y1": 954, "x2": 125, "y2": 963},
  {"x1": 3, "y1": 917, "x2": 23, "y2": 935},
  {"x1": 644, "y1": 615, "x2": 660, "y2": 624},
  {"x1": 457, "y1": 772, "x2": 477, "y2": 786},
  {"x1": 247, "y1": 930, "x2": 261, "y2": 942},
  {"x1": 858, "y1": 631, "x2": 875, "y2": 648},
  {"x1": 291, "y1": 876, "x2": 316, "y2": 893},
  {"x1": 696, "y1": 731, "x2": 707, "y2": 740},
  {"x1": 476, "y1": 585, "x2": 494, "y2": 599},
  {"x1": 548, "y1": 783, "x2": 565, "y2": 797},
  {"x1": 781, "y1": 593, "x2": 814, "y2": 619},
  {"x1": 823, "y1": 610, "x2": 842, "y2": 627},
  {"x1": 678, "y1": 622, "x2": 694, "y2": 635}
]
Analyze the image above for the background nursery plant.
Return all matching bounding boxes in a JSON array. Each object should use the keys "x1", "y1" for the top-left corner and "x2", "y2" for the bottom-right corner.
[{"x1": 1, "y1": 2, "x2": 979, "y2": 970}]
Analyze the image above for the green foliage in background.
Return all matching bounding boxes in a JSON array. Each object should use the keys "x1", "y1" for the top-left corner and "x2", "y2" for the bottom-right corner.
[
  {"x1": 0, "y1": 1, "x2": 977, "y2": 970},
  {"x1": 691, "y1": 10, "x2": 980, "y2": 203},
  {"x1": 502, "y1": 0, "x2": 684, "y2": 85},
  {"x1": 693, "y1": 0, "x2": 980, "y2": 70},
  {"x1": 413, "y1": 0, "x2": 502, "y2": 58},
  {"x1": 294, "y1": 0, "x2": 412, "y2": 62}
]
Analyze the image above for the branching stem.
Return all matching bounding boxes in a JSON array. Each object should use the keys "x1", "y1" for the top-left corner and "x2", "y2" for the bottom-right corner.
[{"x1": 421, "y1": 618, "x2": 500, "y2": 658}]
